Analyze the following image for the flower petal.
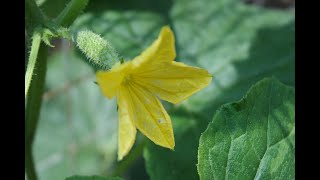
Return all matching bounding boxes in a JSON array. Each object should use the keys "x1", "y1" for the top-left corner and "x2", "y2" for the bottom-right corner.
[
  {"x1": 117, "y1": 86, "x2": 137, "y2": 161},
  {"x1": 96, "y1": 61, "x2": 133, "y2": 99},
  {"x1": 125, "y1": 81, "x2": 175, "y2": 149},
  {"x1": 133, "y1": 61, "x2": 212, "y2": 104},
  {"x1": 131, "y1": 26, "x2": 176, "y2": 70}
]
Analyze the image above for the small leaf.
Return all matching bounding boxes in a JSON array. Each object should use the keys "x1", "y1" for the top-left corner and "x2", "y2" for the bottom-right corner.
[
  {"x1": 198, "y1": 78, "x2": 295, "y2": 180},
  {"x1": 41, "y1": 28, "x2": 56, "y2": 47},
  {"x1": 65, "y1": 175, "x2": 123, "y2": 180}
]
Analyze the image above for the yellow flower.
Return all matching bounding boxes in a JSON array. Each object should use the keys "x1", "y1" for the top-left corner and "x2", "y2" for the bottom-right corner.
[{"x1": 96, "y1": 26, "x2": 212, "y2": 160}]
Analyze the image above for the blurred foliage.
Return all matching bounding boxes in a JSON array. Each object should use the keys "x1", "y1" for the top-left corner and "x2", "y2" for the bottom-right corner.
[
  {"x1": 34, "y1": 42, "x2": 119, "y2": 180},
  {"x1": 33, "y1": 0, "x2": 294, "y2": 179},
  {"x1": 66, "y1": 175, "x2": 123, "y2": 180}
]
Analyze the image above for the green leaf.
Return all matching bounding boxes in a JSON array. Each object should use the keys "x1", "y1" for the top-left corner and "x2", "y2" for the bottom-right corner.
[
  {"x1": 144, "y1": 0, "x2": 294, "y2": 179},
  {"x1": 65, "y1": 175, "x2": 123, "y2": 180},
  {"x1": 198, "y1": 78, "x2": 295, "y2": 180}
]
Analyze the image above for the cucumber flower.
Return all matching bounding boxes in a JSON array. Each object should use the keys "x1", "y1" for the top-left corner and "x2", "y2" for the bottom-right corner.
[{"x1": 96, "y1": 26, "x2": 212, "y2": 160}]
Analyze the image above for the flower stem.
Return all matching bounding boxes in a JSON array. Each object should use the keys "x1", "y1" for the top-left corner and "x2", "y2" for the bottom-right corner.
[
  {"x1": 25, "y1": 43, "x2": 48, "y2": 180},
  {"x1": 25, "y1": 29, "x2": 41, "y2": 98},
  {"x1": 55, "y1": 0, "x2": 90, "y2": 27},
  {"x1": 111, "y1": 139, "x2": 146, "y2": 176}
]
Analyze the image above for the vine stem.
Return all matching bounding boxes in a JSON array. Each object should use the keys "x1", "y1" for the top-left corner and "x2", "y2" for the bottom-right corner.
[
  {"x1": 25, "y1": 147, "x2": 37, "y2": 180},
  {"x1": 25, "y1": 29, "x2": 41, "y2": 98},
  {"x1": 55, "y1": 0, "x2": 89, "y2": 27},
  {"x1": 25, "y1": 0, "x2": 46, "y2": 33},
  {"x1": 25, "y1": 43, "x2": 48, "y2": 180},
  {"x1": 25, "y1": 0, "x2": 91, "y2": 179}
]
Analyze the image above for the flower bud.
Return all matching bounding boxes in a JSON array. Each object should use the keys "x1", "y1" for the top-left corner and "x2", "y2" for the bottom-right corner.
[{"x1": 75, "y1": 30, "x2": 119, "y2": 70}]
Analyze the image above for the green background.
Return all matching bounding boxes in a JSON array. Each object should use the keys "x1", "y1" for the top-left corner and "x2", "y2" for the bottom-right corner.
[{"x1": 32, "y1": 0, "x2": 294, "y2": 179}]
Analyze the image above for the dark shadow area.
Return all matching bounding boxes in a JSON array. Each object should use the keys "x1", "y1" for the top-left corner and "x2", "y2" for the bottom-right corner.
[
  {"x1": 40, "y1": 0, "x2": 173, "y2": 20},
  {"x1": 126, "y1": 156, "x2": 150, "y2": 180},
  {"x1": 144, "y1": 111, "x2": 205, "y2": 180},
  {"x1": 39, "y1": 0, "x2": 71, "y2": 18},
  {"x1": 244, "y1": 0, "x2": 295, "y2": 9},
  {"x1": 86, "y1": 0, "x2": 173, "y2": 20},
  {"x1": 84, "y1": 0, "x2": 175, "y2": 35}
]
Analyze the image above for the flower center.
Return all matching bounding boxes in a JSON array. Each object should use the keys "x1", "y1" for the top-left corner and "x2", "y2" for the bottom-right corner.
[{"x1": 122, "y1": 74, "x2": 133, "y2": 85}]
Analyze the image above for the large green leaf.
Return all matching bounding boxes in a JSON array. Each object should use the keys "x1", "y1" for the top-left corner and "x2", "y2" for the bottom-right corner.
[
  {"x1": 198, "y1": 78, "x2": 295, "y2": 180},
  {"x1": 65, "y1": 175, "x2": 123, "y2": 180},
  {"x1": 144, "y1": 0, "x2": 294, "y2": 179}
]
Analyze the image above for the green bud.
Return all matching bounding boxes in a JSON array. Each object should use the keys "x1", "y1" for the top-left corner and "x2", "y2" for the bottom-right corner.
[{"x1": 75, "y1": 30, "x2": 119, "y2": 71}]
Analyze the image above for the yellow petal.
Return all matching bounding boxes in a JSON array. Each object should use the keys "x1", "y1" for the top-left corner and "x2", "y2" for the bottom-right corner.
[
  {"x1": 131, "y1": 26, "x2": 176, "y2": 70},
  {"x1": 117, "y1": 86, "x2": 137, "y2": 161},
  {"x1": 96, "y1": 61, "x2": 133, "y2": 99},
  {"x1": 133, "y1": 61, "x2": 212, "y2": 104},
  {"x1": 125, "y1": 81, "x2": 175, "y2": 149}
]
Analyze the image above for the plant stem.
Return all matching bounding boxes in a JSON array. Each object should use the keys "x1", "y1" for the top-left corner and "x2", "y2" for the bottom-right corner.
[
  {"x1": 55, "y1": 0, "x2": 90, "y2": 27},
  {"x1": 25, "y1": 0, "x2": 45, "y2": 31},
  {"x1": 25, "y1": 43, "x2": 48, "y2": 180},
  {"x1": 25, "y1": 29, "x2": 41, "y2": 98},
  {"x1": 25, "y1": 147, "x2": 37, "y2": 180},
  {"x1": 112, "y1": 139, "x2": 146, "y2": 176}
]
